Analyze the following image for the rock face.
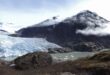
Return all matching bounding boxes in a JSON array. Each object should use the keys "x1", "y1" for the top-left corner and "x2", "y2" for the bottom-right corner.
[
  {"x1": 15, "y1": 10, "x2": 110, "y2": 52},
  {"x1": 14, "y1": 52, "x2": 52, "y2": 69}
]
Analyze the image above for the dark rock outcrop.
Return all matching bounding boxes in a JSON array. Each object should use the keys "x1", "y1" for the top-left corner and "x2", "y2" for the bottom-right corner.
[
  {"x1": 0, "y1": 30, "x2": 7, "y2": 32},
  {"x1": 15, "y1": 10, "x2": 110, "y2": 52},
  {"x1": 89, "y1": 51, "x2": 110, "y2": 61},
  {"x1": 48, "y1": 48, "x2": 72, "y2": 53},
  {"x1": 14, "y1": 52, "x2": 52, "y2": 69},
  {"x1": 0, "y1": 29, "x2": 9, "y2": 34},
  {"x1": 73, "y1": 42, "x2": 101, "y2": 52}
]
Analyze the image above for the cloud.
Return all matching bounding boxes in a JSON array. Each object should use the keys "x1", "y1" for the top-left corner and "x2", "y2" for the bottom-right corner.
[
  {"x1": 76, "y1": 23, "x2": 110, "y2": 36},
  {"x1": 73, "y1": 0, "x2": 110, "y2": 20},
  {"x1": 0, "y1": 0, "x2": 81, "y2": 24},
  {"x1": 70, "y1": 0, "x2": 110, "y2": 36},
  {"x1": 0, "y1": 0, "x2": 110, "y2": 34},
  {"x1": 0, "y1": 0, "x2": 80, "y2": 11}
]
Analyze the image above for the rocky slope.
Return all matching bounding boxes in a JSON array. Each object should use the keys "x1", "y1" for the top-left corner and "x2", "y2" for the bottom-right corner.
[
  {"x1": 13, "y1": 50, "x2": 110, "y2": 75},
  {"x1": 0, "y1": 51, "x2": 110, "y2": 75},
  {"x1": 14, "y1": 10, "x2": 110, "y2": 52}
]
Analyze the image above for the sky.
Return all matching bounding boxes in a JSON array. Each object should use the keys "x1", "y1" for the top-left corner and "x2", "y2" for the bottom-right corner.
[
  {"x1": 0, "y1": 0, "x2": 80, "y2": 25},
  {"x1": 0, "y1": 0, "x2": 110, "y2": 33}
]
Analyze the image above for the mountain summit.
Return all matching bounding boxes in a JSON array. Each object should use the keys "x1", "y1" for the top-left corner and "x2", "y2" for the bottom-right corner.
[
  {"x1": 14, "y1": 10, "x2": 110, "y2": 52},
  {"x1": 64, "y1": 10, "x2": 108, "y2": 24}
]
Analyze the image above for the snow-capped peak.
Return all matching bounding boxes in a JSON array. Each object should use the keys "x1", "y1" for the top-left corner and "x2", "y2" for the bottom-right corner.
[
  {"x1": 63, "y1": 10, "x2": 109, "y2": 26},
  {"x1": 75, "y1": 10, "x2": 108, "y2": 23},
  {"x1": 32, "y1": 16, "x2": 63, "y2": 27}
]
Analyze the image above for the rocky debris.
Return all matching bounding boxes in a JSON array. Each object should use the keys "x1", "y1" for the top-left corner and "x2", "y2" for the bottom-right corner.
[
  {"x1": 0, "y1": 51, "x2": 110, "y2": 75},
  {"x1": 50, "y1": 50, "x2": 110, "y2": 75},
  {"x1": 14, "y1": 52, "x2": 52, "y2": 69},
  {"x1": 73, "y1": 42, "x2": 101, "y2": 52},
  {"x1": 89, "y1": 51, "x2": 110, "y2": 61},
  {"x1": 48, "y1": 48, "x2": 72, "y2": 53},
  {"x1": 61, "y1": 72, "x2": 75, "y2": 75},
  {"x1": 77, "y1": 51, "x2": 110, "y2": 75}
]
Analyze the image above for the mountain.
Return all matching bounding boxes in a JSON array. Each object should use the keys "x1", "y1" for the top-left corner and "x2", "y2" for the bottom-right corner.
[
  {"x1": 14, "y1": 10, "x2": 110, "y2": 52},
  {"x1": 0, "y1": 29, "x2": 9, "y2": 35},
  {"x1": 31, "y1": 16, "x2": 61, "y2": 27},
  {"x1": 64, "y1": 10, "x2": 108, "y2": 24}
]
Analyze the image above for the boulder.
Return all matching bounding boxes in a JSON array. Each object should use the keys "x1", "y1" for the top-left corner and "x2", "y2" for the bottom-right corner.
[{"x1": 14, "y1": 52, "x2": 52, "y2": 69}]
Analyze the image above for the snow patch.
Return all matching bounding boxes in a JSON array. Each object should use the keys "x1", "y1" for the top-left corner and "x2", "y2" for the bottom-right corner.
[{"x1": 32, "y1": 16, "x2": 63, "y2": 27}]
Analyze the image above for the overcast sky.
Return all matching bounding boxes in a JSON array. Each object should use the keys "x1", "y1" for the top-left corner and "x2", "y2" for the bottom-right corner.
[
  {"x1": 0, "y1": 0, "x2": 110, "y2": 30},
  {"x1": 0, "y1": 0, "x2": 80, "y2": 25}
]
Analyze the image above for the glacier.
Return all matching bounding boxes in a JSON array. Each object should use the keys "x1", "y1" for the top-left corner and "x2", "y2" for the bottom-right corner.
[
  {"x1": 0, "y1": 16, "x2": 63, "y2": 59},
  {"x1": 0, "y1": 34, "x2": 61, "y2": 58}
]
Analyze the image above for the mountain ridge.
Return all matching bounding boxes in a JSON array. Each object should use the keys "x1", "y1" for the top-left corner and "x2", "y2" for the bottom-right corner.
[{"x1": 13, "y1": 10, "x2": 110, "y2": 52}]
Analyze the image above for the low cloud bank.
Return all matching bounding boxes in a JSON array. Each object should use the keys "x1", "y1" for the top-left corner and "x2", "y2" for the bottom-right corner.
[{"x1": 76, "y1": 23, "x2": 110, "y2": 36}]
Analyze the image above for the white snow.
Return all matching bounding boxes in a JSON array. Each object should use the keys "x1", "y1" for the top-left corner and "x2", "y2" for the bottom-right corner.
[
  {"x1": 63, "y1": 10, "x2": 108, "y2": 26},
  {"x1": 0, "y1": 16, "x2": 64, "y2": 34},
  {"x1": 32, "y1": 16, "x2": 63, "y2": 27}
]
